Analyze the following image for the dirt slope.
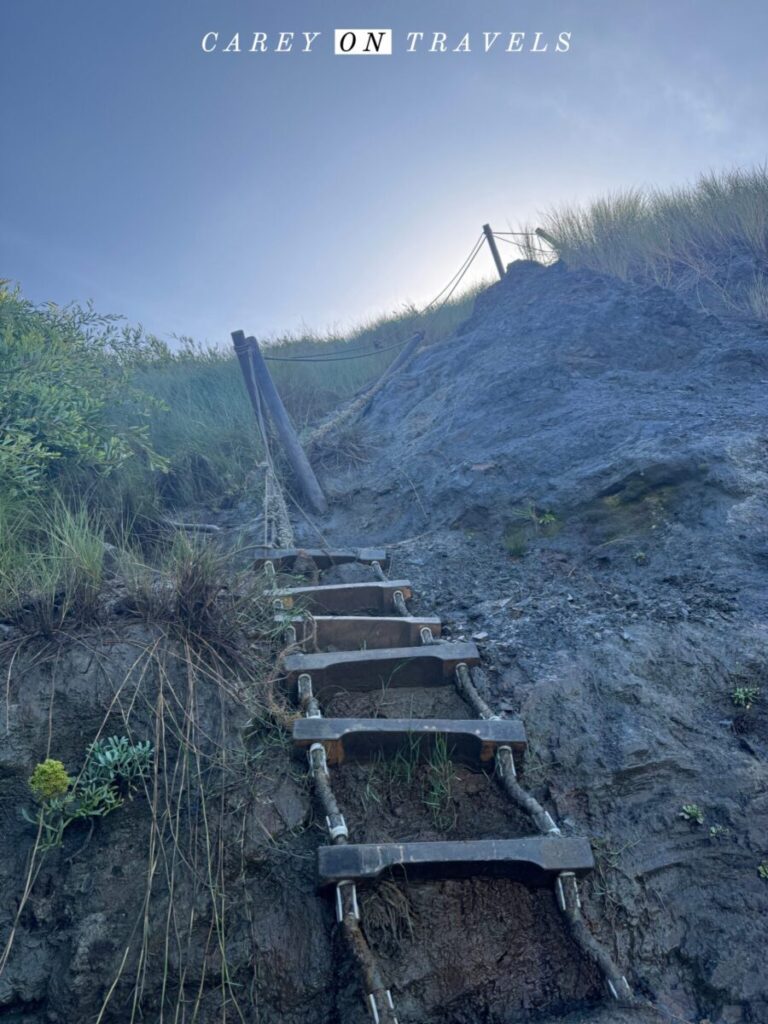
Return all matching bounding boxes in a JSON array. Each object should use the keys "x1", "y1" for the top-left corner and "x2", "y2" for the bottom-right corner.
[
  {"x1": 2, "y1": 261, "x2": 767, "y2": 1024},
  {"x1": 313, "y1": 260, "x2": 768, "y2": 1023}
]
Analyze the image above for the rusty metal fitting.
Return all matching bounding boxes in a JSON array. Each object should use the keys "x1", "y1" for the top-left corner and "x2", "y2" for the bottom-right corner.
[{"x1": 392, "y1": 590, "x2": 408, "y2": 616}]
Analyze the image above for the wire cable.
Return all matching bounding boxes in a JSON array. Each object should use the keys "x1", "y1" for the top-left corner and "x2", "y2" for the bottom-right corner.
[
  {"x1": 263, "y1": 337, "x2": 411, "y2": 363},
  {"x1": 416, "y1": 234, "x2": 485, "y2": 316},
  {"x1": 262, "y1": 233, "x2": 486, "y2": 364}
]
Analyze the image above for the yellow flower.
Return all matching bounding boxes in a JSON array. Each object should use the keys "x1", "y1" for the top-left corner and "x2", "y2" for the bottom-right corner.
[{"x1": 29, "y1": 759, "x2": 71, "y2": 801}]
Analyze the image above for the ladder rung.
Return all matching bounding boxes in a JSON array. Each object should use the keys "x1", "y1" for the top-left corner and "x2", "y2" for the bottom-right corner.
[
  {"x1": 317, "y1": 837, "x2": 594, "y2": 889},
  {"x1": 254, "y1": 547, "x2": 389, "y2": 572},
  {"x1": 286, "y1": 615, "x2": 441, "y2": 650},
  {"x1": 281, "y1": 643, "x2": 480, "y2": 698},
  {"x1": 273, "y1": 581, "x2": 413, "y2": 615},
  {"x1": 293, "y1": 716, "x2": 526, "y2": 765}
]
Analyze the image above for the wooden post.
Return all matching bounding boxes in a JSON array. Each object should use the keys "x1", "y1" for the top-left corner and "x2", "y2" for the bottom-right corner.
[
  {"x1": 232, "y1": 329, "x2": 262, "y2": 417},
  {"x1": 233, "y1": 331, "x2": 328, "y2": 515},
  {"x1": 482, "y1": 223, "x2": 505, "y2": 281}
]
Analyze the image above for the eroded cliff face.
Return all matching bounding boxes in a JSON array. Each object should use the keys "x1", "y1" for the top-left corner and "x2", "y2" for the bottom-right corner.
[
  {"x1": 2, "y1": 261, "x2": 767, "y2": 1024},
  {"x1": 311, "y1": 260, "x2": 768, "y2": 1022}
]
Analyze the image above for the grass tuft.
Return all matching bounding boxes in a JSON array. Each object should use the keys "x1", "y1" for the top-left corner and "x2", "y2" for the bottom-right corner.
[{"x1": 524, "y1": 165, "x2": 768, "y2": 323}]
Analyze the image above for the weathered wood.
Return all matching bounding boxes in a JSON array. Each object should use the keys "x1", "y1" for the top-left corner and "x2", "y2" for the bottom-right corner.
[
  {"x1": 281, "y1": 642, "x2": 479, "y2": 698},
  {"x1": 254, "y1": 547, "x2": 389, "y2": 572},
  {"x1": 232, "y1": 331, "x2": 328, "y2": 515},
  {"x1": 288, "y1": 615, "x2": 440, "y2": 650},
  {"x1": 317, "y1": 837, "x2": 594, "y2": 889},
  {"x1": 293, "y1": 716, "x2": 527, "y2": 765},
  {"x1": 273, "y1": 580, "x2": 412, "y2": 615},
  {"x1": 232, "y1": 330, "x2": 264, "y2": 419},
  {"x1": 483, "y1": 223, "x2": 505, "y2": 281}
]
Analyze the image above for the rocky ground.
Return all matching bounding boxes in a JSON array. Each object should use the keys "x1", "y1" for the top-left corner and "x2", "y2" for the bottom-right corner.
[{"x1": 2, "y1": 260, "x2": 767, "y2": 1023}]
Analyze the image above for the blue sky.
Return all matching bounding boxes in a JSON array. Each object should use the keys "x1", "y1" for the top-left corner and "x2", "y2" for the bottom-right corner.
[{"x1": 1, "y1": 1, "x2": 766, "y2": 343}]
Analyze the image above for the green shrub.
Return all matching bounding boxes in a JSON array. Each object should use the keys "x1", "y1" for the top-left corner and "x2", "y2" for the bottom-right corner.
[
  {"x1": 0, "y1": 285, "x2": 165, "y2": 500},
  {"x1": 25, "y1": 736, "x2": 153, "y2": 851}
]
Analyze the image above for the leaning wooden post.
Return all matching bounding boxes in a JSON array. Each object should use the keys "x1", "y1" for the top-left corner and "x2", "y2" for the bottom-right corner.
[
  {"x1": 482, "y1": 223, "x2": 505, "y2": 281},
  {"x1": 236, "y1": 332, "x2": 328, "y2": 515},
  {"x1": 232, "y1": 329, "x2": 262, "y2": 417}
]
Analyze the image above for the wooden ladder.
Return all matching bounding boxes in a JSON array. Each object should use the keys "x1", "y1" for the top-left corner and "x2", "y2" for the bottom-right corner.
[{"x1": 258, "y1": 546, "x2": 631, "y2": 1023}]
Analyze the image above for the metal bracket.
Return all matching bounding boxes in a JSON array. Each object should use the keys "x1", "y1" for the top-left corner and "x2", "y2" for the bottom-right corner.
[
  {"x1": 263, "y1": 560, "x2": 276, "y2": 579},
  {"x1": 298, "y1": 673, "x2": 313, "y2": 702},
  {"x1": 543, "y1": 812, "x2": 561, "y2": 836},
  {"x1": 283, "y1": 624, "x2": 297, "y2": 646},
  {"x1": 392, "y1": 590, "x2": 408, "y2": 616},
  {"x1": 371, "y1": 559, "x2": 387, "y2": 581},
  {"x1": 555, "y1": 870, "x2": 581, "y2": 912},
  {"x1": 368, "y1": 993, "x2": 380, "y2": 1024},
  {"x1": 299, "y1": 674, "x2": 322, "y2": 719},
  {"x1": 496, "y1": 745, "x2": 517, "y2": 778},
  {"x1": 367, "y1": 990, "x2": 398, "y2": 1024},
  {"x1": 326, "y1": 813, "x2": 349, "y2": 841},
  {"x1": 335, "y1": 880, "x2": 359, "y2": 923},
  {"x1": 606, "y1": 975, "x2": 631, "y2": 1001},
  {"x1": 308, "y1": 743, "x2": 328, "y2": 775},
  {"x1": 419, "y1": 626, "x2": 434, "y2": 645}
]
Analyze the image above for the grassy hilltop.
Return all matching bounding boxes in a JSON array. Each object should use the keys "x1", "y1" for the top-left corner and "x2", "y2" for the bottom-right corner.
[{"x1": 1, "y1": 164, "x2": 767, "y2": 631}]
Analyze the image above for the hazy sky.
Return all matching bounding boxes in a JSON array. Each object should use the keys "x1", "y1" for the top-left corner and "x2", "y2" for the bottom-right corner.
[{"x1": 2, "y1": 1, "x2": 767, "y2": 343}]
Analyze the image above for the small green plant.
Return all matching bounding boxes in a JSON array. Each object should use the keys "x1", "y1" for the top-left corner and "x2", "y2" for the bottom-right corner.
[
  {"x1": 709, "y1": 824, "x2": 727, "y2": 839},
  {"x1": 26, "y1": 736, "x2": 153, "y2": 851},
  {"x1": 502, "y1": 528, "x2": 528, "y2": 558},
  {"x1": 732, "y1": 686, "x2": 760, "y2": 710},
  {"x1": 29, "y1": 759, "x2": 72, "y2": 801},
  {"x1": 510, "y1": 503, "x2": 558, "y2": 530},
  {"x1": 679, "y1": 803, "x2": 705, "y2": 825},
  {"x1": 423, "y1": 736, "x2": 457, "y2": 832},
  {"x1": 758, "y1": 861, "x2": 768, "y2": 880}
]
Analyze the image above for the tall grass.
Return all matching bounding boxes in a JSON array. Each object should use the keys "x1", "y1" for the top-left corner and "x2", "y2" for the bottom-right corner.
[
  {"x1": 125, "y1": 286, "x2": 484, "y2": 507},
  {"x1": 529, "y1": 166, "x2": 768, "y2": 322},
  {"x1": 0, "y1": 498, "x2": 106, "y2": 634},
  {"x1": 0, "y1": 283, "x2": 482, "y2": 631}
]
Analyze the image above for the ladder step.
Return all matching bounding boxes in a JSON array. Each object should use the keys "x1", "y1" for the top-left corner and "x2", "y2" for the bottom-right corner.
[
  {"x1": 254, "y1": 547, "x2": 389, "y2": 572},
  {"x1": 282, "y1": 643, "x2": 480, "y2": 699},
  {"x1": 287, "y1": 615, "x2": 441, "y2": 650},
  {"x1": 293, "y1": 716, "x2": 527, "y2": 765},
  {"x1": 274, "y1": 580, "x2": 413, "y2": 615},
  {"x1": 318, "y1": 837, "x2": 594, "y2": 890}
]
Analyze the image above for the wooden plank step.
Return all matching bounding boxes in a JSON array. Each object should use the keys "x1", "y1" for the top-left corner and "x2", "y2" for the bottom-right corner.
[
  {"x1": 254, "y1": 547, "x2": 389, "y2": 572},
  {"x1": 281, "y1": 643, "x2": 479, "y2": 699},
  {"x1": 293, "y1": 716, "x2": 527, "y2": 765},
  {"x1": 288, "y1": 615, "x2": 441, "y2": 651},
  {"x1": 273, "y1": 580, "x2": 413, "y2": 615},
  {"x1": 317, "y1": 837, "x2": 594, "y2": 890}
]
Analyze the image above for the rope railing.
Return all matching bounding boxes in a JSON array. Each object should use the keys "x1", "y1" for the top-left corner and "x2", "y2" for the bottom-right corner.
[{"x1": 261, "y1": 232, "x2": 486, "y2": 366}]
